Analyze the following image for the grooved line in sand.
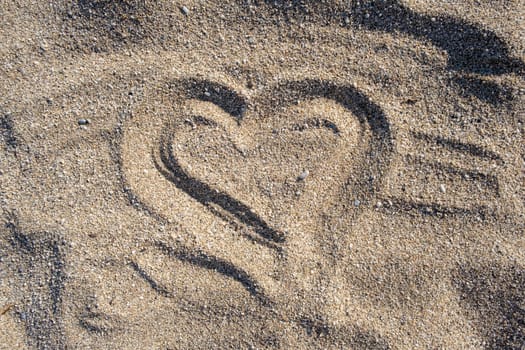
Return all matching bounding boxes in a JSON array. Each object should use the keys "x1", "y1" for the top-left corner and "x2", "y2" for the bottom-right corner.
[{"x1": 377, "y1": 131, "x2": 503, "y2": 220}]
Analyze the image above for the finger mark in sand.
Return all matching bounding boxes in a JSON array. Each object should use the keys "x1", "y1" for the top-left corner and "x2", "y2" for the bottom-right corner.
[
  {"x1": 0, "y1": 304, "x2": 14, "y2": 316},
  {"x1": 128, "y1": 261, "x2": 173, "y2": 298},
  {"x1": 383, "y1": 130, "x2": 509, "y2": 218},
  {"x1": 152, "y1": 241, "x2": 273, "y2": 306}
]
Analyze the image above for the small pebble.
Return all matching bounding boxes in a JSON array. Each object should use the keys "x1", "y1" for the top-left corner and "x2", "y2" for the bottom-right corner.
[
  {"x1": 354, "y1": 200, "x2": 361, "y2": 207},
  {"x1": 297, "y1": 170, "x2": 309, "y2": 181},
  {"x1": 181, "y1": 6, "x2": 189, "y2": 15},
  {"x1": 78, "y1": 118, "x2": 90, "y2": 125},
  {"x1": 439, "y1": 184, "x2": 446, "y2": 193}
]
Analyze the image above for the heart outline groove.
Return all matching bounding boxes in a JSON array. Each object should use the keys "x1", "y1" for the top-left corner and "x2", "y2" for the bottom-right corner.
[{"x1": 122, "y1": 78, "x2": 393, "y2": 247}]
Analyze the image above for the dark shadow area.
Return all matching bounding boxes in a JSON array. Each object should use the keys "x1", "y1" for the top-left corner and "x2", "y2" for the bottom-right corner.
[
  {"x1": 154, "y1": 240, "x2": 272, "y2": 306},
  {"x1": 73, "y1": 0, "x2": 151, "y2": 42},
  {"x1": 0, "y1": 114, "x2": 18, "y2": 151},
  {"x1": 299, "y1": 317, "x2": 391, "y2": 349},
  {"x1": 451, "y1": 75, "x2": 513, "y2": 106},
  {"x1": 350, "y1": 0, "x2": 525, "y2": 75},
  {"x1": 261, "y1": 0, "x2": 342, "y2": 23},
  {"x1": 264, "y1": 0, "x2": 313, "y2": 13},
  {"x1": 5, "y1": 216, "x2": 67, "y2": 350},
  {"x1": 454, "y1": 263, "x2": 525, "y2": 349},
  {"x1": 78, "y1": 0, "x2": 138, "y2": 18},
  {"x1": 300, "y1": 317, "x2": 330, "y2": 338}
]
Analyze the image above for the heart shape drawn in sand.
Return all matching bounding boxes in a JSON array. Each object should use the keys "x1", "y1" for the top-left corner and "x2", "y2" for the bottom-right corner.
[{"x1": 121, "y1": 79, "x2": 391, "y2": 246}]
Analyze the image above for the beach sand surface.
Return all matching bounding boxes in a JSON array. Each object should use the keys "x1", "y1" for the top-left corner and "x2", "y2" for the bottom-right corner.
[{"x1": 1, "y1": 1, "x2": 524, "y2": 349}]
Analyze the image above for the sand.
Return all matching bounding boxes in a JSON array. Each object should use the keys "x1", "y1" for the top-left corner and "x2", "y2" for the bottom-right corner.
[{"x1": 1, "y1": 1, "x2": 524, "y2": 349}]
